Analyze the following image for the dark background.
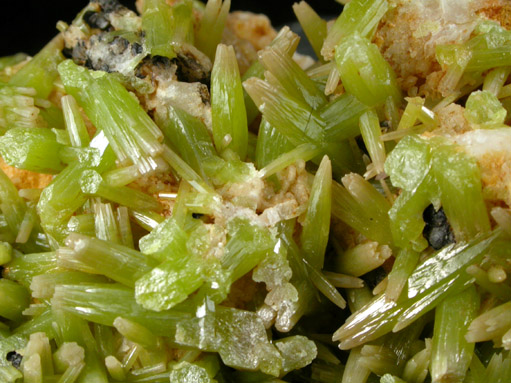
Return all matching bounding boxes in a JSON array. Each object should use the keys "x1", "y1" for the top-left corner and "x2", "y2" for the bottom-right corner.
[{"x1": 1, "y1": 0, "x2": 342, "y2": 56}]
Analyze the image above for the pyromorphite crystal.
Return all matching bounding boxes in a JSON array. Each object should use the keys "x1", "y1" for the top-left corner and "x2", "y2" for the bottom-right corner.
[
  {"x1": 464, "y1": 90, "x2": 507, "y2": 128},
  {"x1": 135, "y1": 255, "x2": 205, "y2": 311},
  {"x1": 335, "y1": 32, "x2": 401, "y2": 107},
  {"x1": 0, "y1": 128, "x2": 65, "y2": 174},
  {"x1": 175, "y1": 306, "x2": 283, "y2": 376}
]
